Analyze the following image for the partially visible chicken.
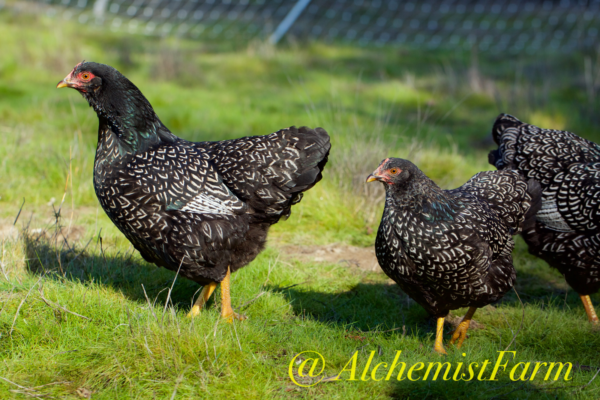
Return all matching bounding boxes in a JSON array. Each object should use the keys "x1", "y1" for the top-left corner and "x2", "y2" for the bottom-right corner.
[
  {"x1": 57, "y1": 62, "x2": 330, "y2": 321},
  {"x1": 489, "y1": 113, "x2": 600, "y2": 324},
  {"x1": 368, "y1": 158, "x2": 540, "y2": 354}
]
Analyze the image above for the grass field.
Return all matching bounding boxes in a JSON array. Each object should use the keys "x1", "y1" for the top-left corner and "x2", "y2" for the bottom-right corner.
[{"x1": 1, "y1": 9, "x2": 600, "y2": 399}]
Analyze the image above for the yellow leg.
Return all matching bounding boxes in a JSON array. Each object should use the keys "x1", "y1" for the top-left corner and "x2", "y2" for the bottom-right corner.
[
  {"x1": 187, "y1": 282, "x2": 217, "y2": 318},
  {"x1": 580, "y1": 295, "x2": 599, "y2": 324},
  {"x1": 220, "y1": 266, "x2": 247, "y2": 323},
  {"x1": 434, "y1": 317, "x2": 447, "y2": 355},
  {"x1": 449, "y1": 307, "x2": 477, "y2": 348}
]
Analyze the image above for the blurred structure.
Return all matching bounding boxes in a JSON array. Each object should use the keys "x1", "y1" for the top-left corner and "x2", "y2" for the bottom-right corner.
[{"x1": 10, "y1": 0, "x2": 600, "y2": 54}]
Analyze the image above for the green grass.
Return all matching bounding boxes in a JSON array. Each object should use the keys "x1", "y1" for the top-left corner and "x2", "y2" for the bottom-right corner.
[{"x1": 1, "y1": 9, "x2": 600, "y2": 399}]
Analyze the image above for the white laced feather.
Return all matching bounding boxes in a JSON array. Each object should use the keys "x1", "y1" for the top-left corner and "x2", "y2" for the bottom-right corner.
[{"x1": 181, "y1": 192, "x2": 237, "y2": 215}]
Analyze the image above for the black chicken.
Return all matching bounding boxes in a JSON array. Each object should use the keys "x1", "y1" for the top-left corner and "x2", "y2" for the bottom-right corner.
[
  {"x1": 367, "y1": 158, "x2": 540, "y2": 354},
  {"x1": 57, "y1": 62, "x2": 330, "y2": 321},
  {"x1": 489, "y1": 113, "x2": 600, "y2": 324}
]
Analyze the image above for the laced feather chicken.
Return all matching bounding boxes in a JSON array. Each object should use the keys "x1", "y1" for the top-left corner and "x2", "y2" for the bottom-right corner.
[
  {"x1": 57, "y1": 62, "x2": 330, "y2": 321},
  {"x1": 489, "y1": 113, "x2": 600, "y2": 324},
  {"x1": 367, "y1": 158, "x2": 540, "y2": 354}
]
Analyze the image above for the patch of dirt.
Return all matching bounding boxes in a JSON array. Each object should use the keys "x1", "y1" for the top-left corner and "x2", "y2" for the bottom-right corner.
[
  {"x1": 36, "y1": 225, "x2": 87, "y2": 242},
  {"x1": 0, "y1": 224, "x2": 19, "y2": 240},
  {"x1": 279, "y1": 243, "x2": 381, "y2": 272},
  {"x1": 0, "y1": 221, "x2": 86, "y2": 242}
]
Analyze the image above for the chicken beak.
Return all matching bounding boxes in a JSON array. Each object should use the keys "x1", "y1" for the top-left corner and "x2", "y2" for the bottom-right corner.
[
  {"x1": 366, "y1": 174, "x2": 379, "y2": 183},
  {"x1": 57, "y1": 70, "x2": 75, "y2": 89},
  {"x1": 56, "y1": 78, "x2": 71, "y2": 89},
  {"x1": 367, "y1": 165, "x2": 384, "y2": 183}
]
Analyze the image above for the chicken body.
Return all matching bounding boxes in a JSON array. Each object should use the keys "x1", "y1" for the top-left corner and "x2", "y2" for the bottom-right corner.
[
  {"x1": 58, "y1": 62, "x2": 330, "y2": 320},
  {"x1": 368, "y1": 158, "x2": 540, "y2": 352},
  {"x1": 489, "y1": 114, "x2": 600, "y2": 323}
]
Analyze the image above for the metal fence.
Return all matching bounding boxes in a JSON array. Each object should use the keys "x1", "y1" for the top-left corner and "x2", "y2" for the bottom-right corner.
[{"x1": 11, "y1": 0, "x2": 600, "y2": 54}]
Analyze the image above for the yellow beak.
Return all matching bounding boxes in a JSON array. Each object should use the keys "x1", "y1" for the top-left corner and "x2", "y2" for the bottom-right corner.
[
  {"x1": 56, "y1": 79, "x2": 70, "y2": 89},
  {"x1": 366, "y1": 174, "x2": 378, "y2": 183}
]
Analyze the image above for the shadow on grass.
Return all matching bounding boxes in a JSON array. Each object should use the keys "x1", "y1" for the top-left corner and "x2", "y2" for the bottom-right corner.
[
  {"x1": 387, "y1": 379, "x2": 575, "y2": 400},
  {"x1": 271, "y1": 281, "x2": 433, "y2": 334},
  {"x1": 272, "y1": 266, "x2": 597, "y2": 333},
  {"x1": 23, "y1": 230, "x2": 201, "y2": 311},
  {"x1": 497, "y1": 267, "x2": 600, "y2": 321},
  {"x1": 271, "y1": 267, "x2": 600, "y2": 363}
]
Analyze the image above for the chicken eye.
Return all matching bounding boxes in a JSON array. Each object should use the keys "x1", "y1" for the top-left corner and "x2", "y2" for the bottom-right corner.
[
  {"x1": 81, "y1": 72, "x2": 91, "y2": 80},
  {"x1": 389, "y1": 168, "x2": 400, "y2": 175}
]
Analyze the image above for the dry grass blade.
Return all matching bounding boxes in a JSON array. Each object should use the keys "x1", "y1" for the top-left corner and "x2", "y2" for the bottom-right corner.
[
  {"x1": 9, "y1": 390, "x2": 51, "y2": 398},
  {"x1": 0, "y1": 375, "x2": 29, "y2": 390},
  {"x1": 232, "y1": 316, "x2": 243, "y2": 351},
  {"x1": 9, "y1": 275, "x2": 43, "y2": 336},
  {"x1": 28, "y1": 381, "x2": 71, "y2": 390},
  {"x1": 235, "y1": 291, "x2": 267, "y2": 311},
  {"x1": 162, "y1": 257, "x2": 184, "y2": 321},
  {"x1": 38, "y1": 286, "x2": 91, "y2": 320},
  {"x1": 0, "y1": 376, "x2": 69, "y2": 398},
  {"x1": 169, "y1": 368, "x2": 188, "y2": 400},
  {"x1": 358, "y1": 325, "x2": 405, "y2": 334},
  {"x1": 126, "y1": 306, "x2": 134, "y2": 335},
  {"x1": 577, "y1": 366, "x2": 600, "y2": 392},
  {"x1": 141, "y1": 284, "x2": 158, "y2": 322},
  {"x1": 503, "y1": 287, "x2": 525, "y2": 352},
  {"x1": 13, "y1": 198, "x2": 25, "y2": 226},
  {"x1": 66, "y1": 237, "x2": 93, "y2": 266}
]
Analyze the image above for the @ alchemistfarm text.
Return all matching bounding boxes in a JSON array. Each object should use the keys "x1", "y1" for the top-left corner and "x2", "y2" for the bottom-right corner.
[{"x1": 288, "y1": 350, "x2": 574, "y2": 387}]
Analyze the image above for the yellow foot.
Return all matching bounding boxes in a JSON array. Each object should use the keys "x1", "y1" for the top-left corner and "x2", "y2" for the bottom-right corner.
[
  {"x1": 449, "y1": 307, "x2": 477, "y2": 349},
  {"x1": 187, "y1": 305, "x2": 201, "y2": 318},
  {"x1": 449, "y1": 324, "x2": 469, "y2": 348},
  {"x1": 433, "y1": 316, "x2": 447, "y2": 355},
  {"x1": 222, "y1": 310, "x2": 248, "y2": 323},
  {"x1": 219, "y1": 266, "x2": 247, "y2": 323},
  {"x1": 434, "y1": 343, "x2": 448, "y2": 355},
  {"x1": 187, "y1": 282, "x2": 218, "y2": 318}
]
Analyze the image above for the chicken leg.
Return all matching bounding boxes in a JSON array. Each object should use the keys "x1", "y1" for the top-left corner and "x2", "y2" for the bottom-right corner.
[
  {"x1": 187, "y1": 266, "x2": 246, "y2": 321},
  {"x1": 580, "y1": 295, "x2": 599, "y2": 324},
  {"x1": 449, "y1": 307, "x2": 477, "y2": 348},
  {"x1": 434, "y1": 317, "x2": 447, "y2": 355},
  {"x1": 187, "y1": 282, "x2": 218, "y2": 318},
  {"x1": 220, "y1": 266, "x2": 247, "y2": 322}
]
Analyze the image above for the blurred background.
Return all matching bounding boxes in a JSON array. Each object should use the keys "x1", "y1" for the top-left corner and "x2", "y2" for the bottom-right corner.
[
  {"x1": 2, "y1": 0, "x2": 600, "y2": 240},
  {"x1": 15, "y1": 0, "x2": 600, "y2": 53}
]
